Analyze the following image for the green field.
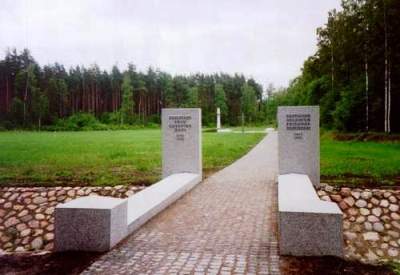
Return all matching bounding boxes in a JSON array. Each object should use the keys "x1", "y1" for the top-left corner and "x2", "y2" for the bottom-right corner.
[
  {"x1": 0, "y1": 130, "x2": 264, "y2": 187},
  {"x1": 1, "y1": 130, "x2": 399, "y2": 187},
  {"x1": 321, "y1": 132, "x2": 400, "y2": 186}
]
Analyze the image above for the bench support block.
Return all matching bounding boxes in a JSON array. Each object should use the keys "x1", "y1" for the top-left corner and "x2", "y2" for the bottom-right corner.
[
  {"x1": 279, "y1": 211, "x2": 343, "y2": 257},
  {"x1": 55, "y1": 196, "x2": 127, "y2": 252},
  {"x1": 278, "y1": 174, "x2": 343, "y2": 257}
]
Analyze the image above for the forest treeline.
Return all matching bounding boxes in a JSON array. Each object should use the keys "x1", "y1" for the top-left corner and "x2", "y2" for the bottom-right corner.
[
  {"x1": 2, "y1": 0, "x2": 399, "y2": 132},
  {"x1": 266, "y1": 0, "x2": 400, "y2": 133},
  {"x1": 0, "y1": 49, "x2": 265, "y2": 130}
]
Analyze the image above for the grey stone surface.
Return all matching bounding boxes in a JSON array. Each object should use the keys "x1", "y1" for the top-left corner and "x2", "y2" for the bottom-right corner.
[
  {"x1": 278, "y1": 174, "x2": 343, "y2": 257},
  {"x1": 278, "y1": 106, "x2": 320, "y2": 186},
  {"x1": 127, "y1": 173, "x2": 201, "y2": 234},
  {"x1": 279, "y1": 211, "x2": 343, "y2": 257},
  {"x1": 279, "y1": 174, "x2": 340, "y2": 213},
  {"x1": 162, "y1": 108, "x2": 202, "y2": 178},
  {"x1": 55, "y1": 196, "x2": 128, "y2": 252},
  {"x1": 216, "y1": 107, "x2": 221, "y2": 129},
  {"x1": 54, "y1": 174, "x2": 202, "y2": 252}
]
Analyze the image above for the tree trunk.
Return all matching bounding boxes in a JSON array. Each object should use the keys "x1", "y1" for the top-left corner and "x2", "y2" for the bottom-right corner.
[
  {"x1": 59, "y1": 91, "x2": 62, "y2": 117},
  {"x1": 23, "y1": 72, "x2": 28, "y2": 125},
  {"x1": 157, "y1": 94, "x2": 160, "y2": 115},
  {"x1": 331, "y1": 43, "x2": 334, "y2": 96},
  {"x1": 92, "y1": 82, "x2": 95, "y2": 114},
  {"x1": 384, "y1": 0, "x2": 388, "y2": 133},
  {"x1": 111, "y1": 92, "x2": 114, "y2": 112},
  {"x1": 138, "y1": 96, "x2": 142, "y2": 123},
  {"x1": 388, "y1": 59, "x2": 391, "y2": 133},
  {"x1": 365, "y1": 53, "x2": 369, "y2": 132},
  {"x1": 5, "y1": 77, "x2": 9, "y2": 112},
  {"x1": 82, "y1": 77, "x2": 85, "y2": 112},
  {"x1": 364, "y1": 19, "x2": 369, "y2": 132}
]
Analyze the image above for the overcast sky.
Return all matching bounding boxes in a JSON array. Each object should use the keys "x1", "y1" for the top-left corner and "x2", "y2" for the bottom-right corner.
[{"x1": 1, "y1": 0, "x2": 341, "y2": 88}]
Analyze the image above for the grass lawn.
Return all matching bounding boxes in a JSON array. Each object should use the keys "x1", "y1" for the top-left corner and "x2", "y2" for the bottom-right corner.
[
  {"x1": 226, "y1": 126, "x2": 270, "y2": 132},
  {"x1": 0, "y1": 129, "x2": 265, "y2": 187},
  {"x1": 321, "y1": 132, "x2": 400, "y2": 186}
]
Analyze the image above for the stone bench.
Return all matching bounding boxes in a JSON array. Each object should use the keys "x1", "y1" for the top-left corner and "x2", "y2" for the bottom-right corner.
[
  {"x1": 278, "y1": 173, "x2": 343, "y2": 257},
  {"x1": 127, "y1": 173, "x2": 201, "y2": 234},
  {"x1": 55, "y1": 173, "x2": 201, "y2": 251},
  {"x1": 55, "y1": 108, "x2": 203, "y2": 252}
]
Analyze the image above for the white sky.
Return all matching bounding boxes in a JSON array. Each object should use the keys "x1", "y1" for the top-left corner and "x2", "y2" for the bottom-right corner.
[{"x1": 0, "y1": 0, "x2": 341, "y2": 88}]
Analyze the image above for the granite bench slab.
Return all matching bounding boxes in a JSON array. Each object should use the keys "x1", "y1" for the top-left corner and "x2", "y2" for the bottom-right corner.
[
  {"x1": 127, "y1": 172, "x2": 201, "y2": 233},
  {"x1": 55, "y1": 172, "x2": 201, "y2": 251}
]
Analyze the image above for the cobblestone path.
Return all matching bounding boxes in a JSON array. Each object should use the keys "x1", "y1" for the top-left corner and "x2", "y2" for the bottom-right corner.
[{"x1": 83, "y1": 132, "x2": 279, "y2": 275}]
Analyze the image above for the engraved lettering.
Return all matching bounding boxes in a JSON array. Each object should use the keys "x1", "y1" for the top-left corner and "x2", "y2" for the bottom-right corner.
[{"x1": 168, "y1": 115, "x2": 192, "y2": 141}]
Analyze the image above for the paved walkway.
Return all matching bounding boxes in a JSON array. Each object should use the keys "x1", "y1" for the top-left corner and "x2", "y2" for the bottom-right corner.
[{"x1": 83, "y1": 132, "x2": 279, "y2": 275}]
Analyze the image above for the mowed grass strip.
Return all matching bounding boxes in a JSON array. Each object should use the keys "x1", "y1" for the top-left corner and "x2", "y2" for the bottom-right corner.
[
  {"x1": 321, "y1": 132, "x2": 400, "y2": 186},
  {"x1": 0, "y1": 130, "x2": 265, "y2": 186}
]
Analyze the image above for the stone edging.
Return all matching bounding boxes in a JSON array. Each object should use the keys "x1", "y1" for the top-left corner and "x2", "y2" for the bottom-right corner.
[{"x1": 317, "y1": 184, "x2": 400, "y2": 264}]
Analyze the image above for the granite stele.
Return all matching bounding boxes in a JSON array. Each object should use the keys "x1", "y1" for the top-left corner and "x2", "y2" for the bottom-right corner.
[
  {"x1": 216, "y1": 107, "x2": 221, "y2": 130},
  {"x1": 55, "y1": 108, "x2": 202, "y2": 252},
  {"x1": 162, "y1": 108, "x2": 202, "y2": 178},
  {"x1": 278, "y1": 106, "x2": 320, "y2": 186},
  {"x1": 277, "y1": 106, "x2": 343, "y2": 257}
]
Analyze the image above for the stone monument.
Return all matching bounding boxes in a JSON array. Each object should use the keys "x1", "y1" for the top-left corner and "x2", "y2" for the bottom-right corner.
[
  {"x1": 278, "y1": 106, "x2": 320, "y2": 186},
  {"x1": 162, "y1": 108, "x2": 202, "y2": 178},
  {"x1": 55, "y1": 108, "x2": 203, "y2": 252},
  {"x1": 216, "y1": 107, "x2": 221, "y2": 130},
  {"x1": 277, "y1": 106, "x2": 342, "y2": 257}
]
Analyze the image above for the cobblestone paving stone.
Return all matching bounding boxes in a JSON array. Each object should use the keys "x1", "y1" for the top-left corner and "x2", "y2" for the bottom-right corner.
[{"x1": 83, "y1": 132, "x2": 279, "y2": 275}]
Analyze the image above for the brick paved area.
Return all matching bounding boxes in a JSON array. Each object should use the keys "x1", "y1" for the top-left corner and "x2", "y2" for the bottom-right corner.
[{"x1": 83, "y1": 132, "x2": 279, "y2": 275}]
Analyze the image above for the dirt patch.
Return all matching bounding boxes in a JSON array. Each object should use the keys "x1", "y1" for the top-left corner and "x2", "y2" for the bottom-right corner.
[
  {"x1": 203, "y1": 168, "x2": 218, "y2": 178},
  {"x1": 333, "y1": 132, "x2": 400, "y2": 142},
  {"x1": 321, "y1": 175, "x2": 400, "y2": 189},
  {"x1": 0, "y1": 176, "x2": 155, "y2": 188},
  {"x1": 1, "y1": 253, "x2": 396, "y2": 275},
  {"x1": 280, "y1": 256, "x2": 395, "y2": 275},
  {"x1": 0, "y1": 251, "x2": 101, "y2": 275}
]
